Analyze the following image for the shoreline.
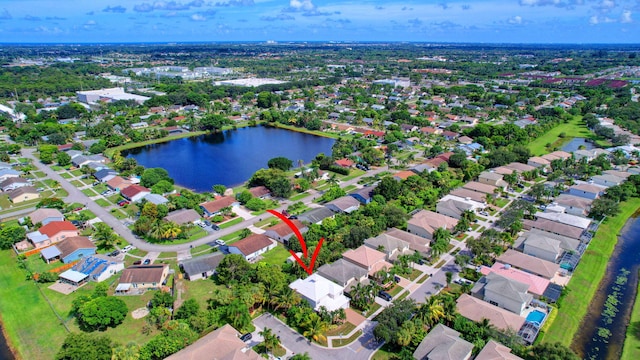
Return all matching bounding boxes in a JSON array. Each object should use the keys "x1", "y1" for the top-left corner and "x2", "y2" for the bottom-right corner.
[
  {"x1": 621, "y1": 269, "x2": 640, "y2": 360},
  {"x1": 540, "y1": 197, "x2": 640, "y2": 347},
  {"x1": 0, "y1": 319, "x2": 18, "y2": 360}
]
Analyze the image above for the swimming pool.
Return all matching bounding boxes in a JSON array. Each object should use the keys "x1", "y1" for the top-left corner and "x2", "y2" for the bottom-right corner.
[{"x1": 526, "y1": 309, "x2": 546, "y2": 326}]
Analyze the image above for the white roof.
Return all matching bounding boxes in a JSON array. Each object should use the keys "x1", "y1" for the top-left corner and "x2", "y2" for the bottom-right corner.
[
  {"x1": 59, "y1": 269, "x2": 89, "y2": 283},
  {"x1": 536, "y1": 212, "x2": 591, "y2": 230},
  {"x1": 27, "y1": 231, "x2": 48, "y2": 244},
  {"x1": 115, "y1": 283, "x2": 131, "y2": 291},
  {"x1": 289, "y1": 273, "x2": 349, "y2": 312}
]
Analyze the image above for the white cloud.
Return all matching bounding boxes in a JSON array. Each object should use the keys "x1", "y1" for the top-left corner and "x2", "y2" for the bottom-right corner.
[
  {"x1": 508, "y1": 15, "x2": 523, "y2": 24},
  {"x1": 621, "y1": 9, "x2": 632, "y2": 22},
  {"x1": 290, "y1": 0, "x2": 314, "y2": 11},
  {"x1": 599, "y1": 0, "x2": 616, "y2": 9},
  {"x1": 190, "y1": 14, "x2": 206, "y2": 21},
  {"x1": 589, "y1": 15, "x2": 599, "y2": 24}
]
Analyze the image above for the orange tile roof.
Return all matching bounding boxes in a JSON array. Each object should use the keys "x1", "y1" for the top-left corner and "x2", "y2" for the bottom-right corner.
[{"x1": 38, "y1": 221, "x2": 78, "y2": 238}]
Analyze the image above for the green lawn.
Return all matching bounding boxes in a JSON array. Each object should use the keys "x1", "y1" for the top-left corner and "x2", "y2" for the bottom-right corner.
[
  {"x1": 33, "y1": 171, "x2": 46, "y2": 178},
  {"x1": 289, "y1": 192, "x2": 309, "y2": 201},
  {"x1": 70, "y1": 180, "x2": 84, "y2": 188},
  {"x1": 219, "y1": 217, "x2": 243, "y2": 229},
  {"x1": 541, "y1": 198, "x2": 640, "y2": 347},
  {"x1": 220, "y1": 229, "x2": 246, "y2": 242},
  {"x1": 0, "y1": 250, "x2": 69, "y2": 360},
  {"x1": 59, "y1": 172, "x2": 72, "y2": 179},
  {"x1": 339, "y1": 169, "x2": 366, "y2": 182},
  {"x1": 343, "y1": 184, "x2": 357, "y2": 193},
  {"x1": 110, "y1": 208, "x2": 128, "y2": 219},
  {"x1": 190, "y1": 244, "x2": 214, "y2": 256},
  {"x1": 527, "y1": 116, "x2": 593, "y2": 156},
  {"x1": 79, "y1": 209, "x2": 96, "y2": 220},
  {"x1": 70, "y1": 170, "x2": 83, "y2": 177},
  {"x1": 81, "y1": 188, "x2": 98, "y2": 197},
  {"x1": 332, "y1": 330, "x2": 362, "y2": 347},
  {"x1": 24, "y1": 253, "x2": 62, "y2": 274},
  {"x1": 94, "y1": 184, "x2": 108, "y2": 193},
  {"x1": 494, "y1": 198, "x2": 509, "y2": 208},
  {"x1": 108, "y1": 194, "x2": 124, "y2": 204},
  {"x1": 158, "y1": 252, "x2": 176, "y2": 259},
  {"x1": 95, "y1": 198, "x2": 111, "y2": 207},
  {"x1": 622, "y1": 274, "x2": 640, "y2": 360},
  {"x1": 258, "y1": 244, "x2": 290, "y2": 266}
]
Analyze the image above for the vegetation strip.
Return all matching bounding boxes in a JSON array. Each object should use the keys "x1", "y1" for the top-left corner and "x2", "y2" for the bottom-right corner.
[
  {"x1": 541, "y1": 198, "x2": 640, "y2": 347},
  {"x1": 621, "y1": 270, "x2": 640, "y2": 360}
]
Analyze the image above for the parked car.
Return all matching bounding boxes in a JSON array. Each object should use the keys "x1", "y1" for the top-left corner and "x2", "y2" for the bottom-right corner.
[
  {"x1": 288, "y1": 215, "x2": 298, "y2": 220},
  {"x1": 133, "y1": 260, "x2": 142, "y2": 265},
  {"x1": 378, "y1": 290, "x2": 393, "y2": 301},
  {"x1": 122, "y1": 245, "x2": 135, "y2": 253},
  {"x1": 240, "y1": 333, "x2": 252, "y2": 342},
  {"x1": 117, "y1": 200, "x2": 130, "y2": 206},
  {"x1": 212, "y1": 224, "x2": 220, "y2": 231},
  {"x1": 108, "y1": 250, "x2": 120, "y2": 257},
  {"x1": 143, "y1": 259, "x2": 151, "y2": 265},
  {"x1": 203, "y1": 220, "x2": 212, "y2": 226},
  {"x1": 215, "y1": 239, "x2": 226, "y2": 246}
]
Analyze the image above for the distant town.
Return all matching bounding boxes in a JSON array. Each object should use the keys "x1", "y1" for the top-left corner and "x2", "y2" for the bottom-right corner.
[{"x1": 0, "y1": 43, "x2": 639, "y2": 360}]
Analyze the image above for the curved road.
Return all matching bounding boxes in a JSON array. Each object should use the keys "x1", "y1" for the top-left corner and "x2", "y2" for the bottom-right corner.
[{"x1": 22, "y1": 148, "x2": 384, "y2": 253}]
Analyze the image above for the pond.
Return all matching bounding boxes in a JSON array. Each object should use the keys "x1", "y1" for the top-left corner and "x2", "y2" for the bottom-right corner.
[
  {"x1": 123, "y1": 125, "x2": 335, "y2": 191},
  {"x1": 561, "y1": 137, "x2": 596, "y2": 153}
]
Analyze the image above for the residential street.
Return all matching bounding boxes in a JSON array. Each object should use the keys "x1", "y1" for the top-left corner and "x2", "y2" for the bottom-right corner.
[{"x1": 253, "y1": 314, "x2": 381, "y2": 360}]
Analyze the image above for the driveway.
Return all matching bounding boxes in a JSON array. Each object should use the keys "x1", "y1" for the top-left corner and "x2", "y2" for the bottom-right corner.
[
  {"x1": 253, "y1": 314, "x2": 381, "y2": 360},
  {"x1": 408, "y1": 256, "x2": 461, "y2": 304}
]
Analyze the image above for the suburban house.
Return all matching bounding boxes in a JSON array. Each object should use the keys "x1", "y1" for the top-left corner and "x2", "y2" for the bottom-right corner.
[
  {"x1": 317, "y1": 258, "x2": 369, "y2": 290},
  {"x1": 40, "y1": 236, "x2": 96, "y2": 264},
  {"x1": 480, "y1": 263, "x2": 550, "y2": 297},
  {"x1": 450, "y1": 188, "x2": 487, "y2": 203},
  {"x1": 106, "y1": 176, "x2": 132, "y2": 192},
  {"x1": 180, "y1": 252, "x2": 224, "y2": 281},
  {"x1": 505, "y1": 162, "x2": 536, "y2": 173},
  {"x1": 472, "y1": 272, "x2": 533, "y2": 315},
  {"x1": 325, "y1": 196, "x2": 361, "y2": 214},
  {"x1": 143, "y1": 193, "x2": 169, "y2": 205},
  {"x1": 436, "y1": 195, "x2": 483, "y2": 220},
  {"x1": 298, "y1": 207, "x2": 335, "y2": 224},
  {"x1": 116, "y1": 264, "x2": 170, "y2": 294},
  {"x1": 463, "y1": 182, "x2": 498, "y2": 195},
  {"x1": 71, "y1": 154, "x2": 107, "y2": 168},
  {"x1": 165, "y1": 324, "x2": 260, "y2": 360},
  {"x1": 567, "y1": 183, "x2": 604, "y2": 200},
  {"x1": 58, "y1": 269, "x2": 90, "y2": 287},
  {"x1": 72, "y1": 255, "x2": 124, "y2": 282},
  {"x1": 393, "y1": 170, "x2": 418, "y2": 181},
  {"x1": 93, "y1": 168, "x2": 117, "y2": 183},
  {"x1": 164, "y1": 209, "x2": 201, "y2": 225},
  {"x1": 456, "y1": 294, "x2": 526, "y2": 333},
  {"x1": 478, "y1": 172, "x2": 508, "y2": 189},
  {"x1": 497, "y1": 250, "x2": 560, "y2": 280},
  {"x1": 342, "y1": 245, "x2": 392, "y2": 277},
  {"x1": 27, "y1": 221, "x2": 79, "y2": 248},
  {"x1": 248, "y1": 185, "x2": 271, "y2": 199},
  {"x1": 120, "y1": 185, "x2": 151, "y2": 203},
  {"x1": 407, "y1": 210, "x2": 458, "y2": 240},
  {"x1": 535, "y1": 212, "x2": 591, "y2": 231},
  {"x1": 289, "y1": 273, "x2": 350, "y2": 312},
  {"x1": 200, "y1": 196, "x2": 239, "y2": 217},
  {"x1": 384, "y1": 228, "x2": 431, "y2": 256},
  {"x1": 227, "y1": 234, "x2": 276, "y2": 261},
  {"x1": 520, "y1": 234, "x2": 565, "y2": 263},
  {"x1": 29, "y1": 208, "x2": 64, "y2": 226},
  {"x1": 527, "y1": 156, "x2": 551, "y2": 170},
  {"x1": 364, "y1": 234, "x2": 412, "y2": 262},
  {"x1": 0, "y1": 177, "x2": 30, "y2": 192},
  {"x1": 349, "y1": 186, "x2": 377, "y2": 204},
  {"x1": 0, "y1": 168, "x2": 21, "y2": 182},
  {"x1": 554, "y1": 194, "x2": 592, "y2": 217},
  {"x1": 522, "y1": 218, "x2": 583, "y2": 240},
  {"x1": 413, "y1": 324, "x2": 473, "y2": 360},
  {"x1": 263, "y1": 220, "x2": 308, "y2": 245},
  {"x1": 476, "y1": 340, "x2": 524, "y2": 360},
  {"x1": 8, "y1": 186, "x2": 39, "y2": 203},
  {"x1": 591, "y1": 174, "x2": 625, "y2": 188}
]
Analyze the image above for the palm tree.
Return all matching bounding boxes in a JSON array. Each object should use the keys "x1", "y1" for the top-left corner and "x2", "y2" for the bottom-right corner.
[
  {"x1": 161, "y1": 222, "x2": 182, "y2": 240},
  {"x1": 431, "y1": 228, "x2": 451, "y2": 258},
  {"x1": 225, "y1": 300, "x2": 251, "y2": 332},
  {"x1": 327, "y1": 173, "x2": 339, "y2": 186},
  {"x1": 259, "y1": 327, "x2": 280, "y2": 355},
  {"x1": 149, "y1": 220, "x2": 164, "y2": 240},
  {"x1": 302, "y1": 313, "x2": 329, "y2": 343},
  {"x1": 111, "y1": 342, "x2": 140, "y2": 360},
  {"x1": 417, "y1": 296, "x2": 445, "y2": 328},
  {"x1": 272, "y1": 287, "x2": 301, "y2": 312},
  {"x1": 290, "y1": 353, "x2": 312, "y2": 360}
]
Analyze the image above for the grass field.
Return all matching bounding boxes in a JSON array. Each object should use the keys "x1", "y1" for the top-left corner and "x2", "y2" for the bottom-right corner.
[
  {"x1": 527, "y1": 116, "x2": 592, "y2": 156},
  {"x1": 622, "y1": 271, "x2": 640, "y2": 360},
  {"x1": 0, "y1": 250, "x2": 68, "y2": 360},
  {"x1": 289, "y1": 192, "x2": 309, "y2": 201},
  {"x1": 81, "y1": 188, "x2": 98, "y2": 197},
  {"x1": 95, "y1": 198, "x2": 110, "y2": 207},
  {"x1": 190, "y1": 244, "x2": 214, "y2": 256},
  {"x1": 541, "y1": 198, "x2": 640, "y2": 347},
  {"x1": 259, "y1": 244, "x2": 290, "y2": 266},
  {"x1": 220, "y1": 217, "x2": 243, "y2": 229}
]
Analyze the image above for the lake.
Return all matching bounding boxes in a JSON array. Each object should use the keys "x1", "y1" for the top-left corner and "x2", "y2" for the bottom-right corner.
[
  {"x1": 561, "y1": 137, "x2": 595, "y2": 152},
  {"x1": 123, "y1": 125, "x2": 335, "y2": 192}
]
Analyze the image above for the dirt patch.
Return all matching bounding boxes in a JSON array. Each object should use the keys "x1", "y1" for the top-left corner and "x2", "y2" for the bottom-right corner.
[{"x1": 131, "y1": 307, "x2": 149, "y2": 319}]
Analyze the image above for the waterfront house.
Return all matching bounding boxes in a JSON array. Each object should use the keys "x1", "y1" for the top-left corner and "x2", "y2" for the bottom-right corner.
[
  {"x1": 120, "y1": 185, "x2": 151, "y2": 203},
  {"x1": 107, "y1": 176, "x2": 132, "y2": 192},
  {"x1": 480, "y1": 263, "x2": 550, "y2": 297},
  {"x1": 472, "y1": 272, "x2": 533, "y2": 315},
  {"x1": 497, "y1": 249, "x2": 559, "y2": 280},
  {"x1": 199, "y1": 196, "x2": 239, "y2": 217},
  {"x1": 456, "y1": 294, "x2": 526, "y2": 333}
]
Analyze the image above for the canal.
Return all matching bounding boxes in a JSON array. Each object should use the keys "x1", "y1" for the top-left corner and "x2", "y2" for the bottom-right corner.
[
  {"x1": 573, "y1": 212, "x2": 640, "y2": 359},
  {"x1": 123, "y1": 125, "x2": 335, "y2": 191}
]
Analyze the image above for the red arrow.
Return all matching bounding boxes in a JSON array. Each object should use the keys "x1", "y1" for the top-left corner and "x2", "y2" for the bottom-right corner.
[{"x1": 267, "y1": 209, "x2": 323, "y2": 275}]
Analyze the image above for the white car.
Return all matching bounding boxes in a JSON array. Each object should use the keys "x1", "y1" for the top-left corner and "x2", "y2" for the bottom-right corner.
[
  {"x1": 215, "y1": 240, "x2": 226, "y2": 246},
  {"x1": 121, "y1": 245, "x2": 135, "y2": 253}
]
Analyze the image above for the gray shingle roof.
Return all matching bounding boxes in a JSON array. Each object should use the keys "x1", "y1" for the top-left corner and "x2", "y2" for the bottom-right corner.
[{"x1": 180, "y1": 252, "x2": 224, "y2": 278}]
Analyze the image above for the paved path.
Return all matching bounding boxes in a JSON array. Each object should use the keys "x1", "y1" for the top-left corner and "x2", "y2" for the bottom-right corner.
[{"x1": 253, "y1": 314, "x2": 381, "y2": 360}]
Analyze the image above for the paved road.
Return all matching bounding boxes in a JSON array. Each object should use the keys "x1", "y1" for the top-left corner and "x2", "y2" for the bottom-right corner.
[
  {"x1": 0, "y1": 206, "x2": 36, "y2": 220},
  {"x1": 253, "y1": 314, "x2": 381, "y2": 360},
  {"x1": 23, "y1": 147, "x2": 386, "y2": 253}
]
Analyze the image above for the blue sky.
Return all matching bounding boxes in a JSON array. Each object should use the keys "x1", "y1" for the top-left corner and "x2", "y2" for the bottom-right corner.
[{"x1": 0, "y1": 0, "x2": 638, "y2": 43}]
